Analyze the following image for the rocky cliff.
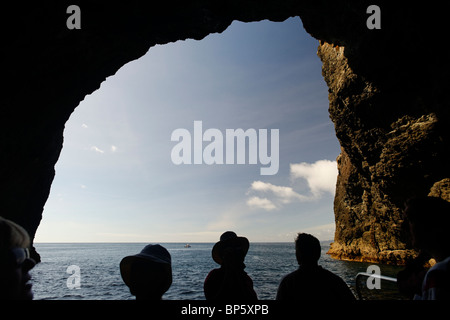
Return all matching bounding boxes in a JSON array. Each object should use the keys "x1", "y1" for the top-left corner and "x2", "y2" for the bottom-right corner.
[
  {"x1": 313, "y1": 6, "x2": 450, "y2": 264},
  {"x1": 1, "y1": 1, "x2": 448, "y2": 264}
]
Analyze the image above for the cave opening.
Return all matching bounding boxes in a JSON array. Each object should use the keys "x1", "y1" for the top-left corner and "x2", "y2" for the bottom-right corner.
[
  {"x1": 34, "y1": 17, "x2": 340, "y2": 244},
  {"x1": 3, "y1": 2, "x2": 449, "y2": 301}
]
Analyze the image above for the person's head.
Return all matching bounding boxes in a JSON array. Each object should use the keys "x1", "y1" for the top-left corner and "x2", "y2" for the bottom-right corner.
[
  {"x1": 212, "y1": 231, "x2": 249, "y2": 266},
  {"x1": 120, "y1": 244, "x2": 172, "y2": 300},
  {"x1": 0, "y1": 216, "x2": 35, "y2": 300},
  {"x1": 295, "y1": 233, "x2": 321, "y2": 267},
  {"x1": 403, "y1": 196, "x2": 450, "y2": 259}
]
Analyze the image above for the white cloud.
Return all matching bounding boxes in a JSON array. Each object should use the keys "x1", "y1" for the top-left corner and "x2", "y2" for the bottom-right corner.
[
  {"x1": 247, "y1": 159, "x2": 337, "y2": 211},
  {"x1": 81, "y1": 123, "x2": 88, "y2": 128},
  {"x1": 246, "y1": 196, "x2": 277, "y2": 211},
  {"x1": 250, "y1": 181, "x2": 308, "y2": 204},
  {"x1": 290, "y1": 160, "x2": 338, "y2": 197},
  {"x1": 90, "y1": 146, "x2": 104, "y2": 154},
  {"x1": 111, "y1": 145, "x2": 117, "y2": 152}
]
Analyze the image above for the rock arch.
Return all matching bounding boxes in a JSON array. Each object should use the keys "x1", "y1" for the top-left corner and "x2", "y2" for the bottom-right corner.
[{"x1": 2, "y1": 1, "x2": 448, "y2": 264}]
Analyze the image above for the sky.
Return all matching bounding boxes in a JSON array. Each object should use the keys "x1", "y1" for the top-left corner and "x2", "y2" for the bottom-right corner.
[{"x1": 34, "y1": 17, "x2": 341, "y2": 243}]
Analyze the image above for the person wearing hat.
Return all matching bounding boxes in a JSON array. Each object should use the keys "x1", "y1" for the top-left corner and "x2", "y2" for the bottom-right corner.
[
  {"x1": 0, "y1": 216, "x2": 36, "y2": 300},
  {"x1": 204, "y1": 231, "x2": 257, "y2": 300},
  {"x1": 120, "y1": 244, "x2": 172, "y2": 300}
]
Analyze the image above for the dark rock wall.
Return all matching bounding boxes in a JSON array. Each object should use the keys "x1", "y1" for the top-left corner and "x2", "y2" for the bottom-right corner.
[
  {"x1": 312, "y1": 3, "x2": 450, "y2": 264},
  {"x1": 1, "y1": 1, "x2": 448, "y2": 264}
]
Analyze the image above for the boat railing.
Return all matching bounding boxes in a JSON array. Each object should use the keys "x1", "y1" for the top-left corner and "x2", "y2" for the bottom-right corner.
[{"x1": 355, "y1": 272, "x2": 407, "y2": 300}]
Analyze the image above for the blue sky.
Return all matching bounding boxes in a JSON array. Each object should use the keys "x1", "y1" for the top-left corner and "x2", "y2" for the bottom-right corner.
[{"x1": 35, "y1": 17, "x2": 341, "y2": 243}]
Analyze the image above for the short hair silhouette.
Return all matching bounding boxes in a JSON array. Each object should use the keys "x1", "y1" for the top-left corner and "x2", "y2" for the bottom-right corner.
[
  {"x1": 295, "y1": 233, "x2": 321, "y2": 265},
  {"x1": 403, "y1": 196, "x2": 450, "y2": 250},
  {"x1": 277, "y1": 232, "x2": 355, "y2": 300},
  {"x1": 399, "y1": 196, "x2": 450, "y2": 300},
  {"x1": 404, "y1": 196, "x2": 450, "y2": 226}
]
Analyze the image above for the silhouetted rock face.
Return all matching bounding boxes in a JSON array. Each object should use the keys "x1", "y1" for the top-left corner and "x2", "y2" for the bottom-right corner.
[
  {"x1": 1, "y1": 1, "x2": 448, "y2": 264},
  {"x1": 318, "y1": 35, "x2": 450, "y2": 264}
]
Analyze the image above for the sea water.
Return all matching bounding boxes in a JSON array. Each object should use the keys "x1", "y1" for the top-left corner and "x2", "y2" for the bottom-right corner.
[{"x1": 30, "y1": 242, "x2": 405, "y2": 300}]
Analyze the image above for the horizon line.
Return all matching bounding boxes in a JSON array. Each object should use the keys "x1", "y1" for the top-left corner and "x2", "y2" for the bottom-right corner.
[{"x1": 33, "y1": 240, "x2": 334, "y2": 244}]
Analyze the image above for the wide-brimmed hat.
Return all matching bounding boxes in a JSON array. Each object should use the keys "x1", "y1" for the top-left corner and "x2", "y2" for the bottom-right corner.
[
  {"x1": 120, "y1": 244, "x2": 172, "y2": 292},
  {"x1": 212, "y1": 231, "x2": 249, "y2": 265}
]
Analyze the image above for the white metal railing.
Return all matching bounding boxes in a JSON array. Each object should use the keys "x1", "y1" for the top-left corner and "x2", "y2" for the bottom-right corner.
[{"x1": 355, "y1": 272, "x2": 406, "y2": 300}]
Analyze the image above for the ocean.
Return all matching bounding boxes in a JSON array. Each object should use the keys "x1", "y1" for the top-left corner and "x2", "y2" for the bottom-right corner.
[{"x1": 30, "y1": 242, "x2": 406, "y2": 300}]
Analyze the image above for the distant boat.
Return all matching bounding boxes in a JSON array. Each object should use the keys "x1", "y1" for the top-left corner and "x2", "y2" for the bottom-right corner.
[{"x1": 184, "y1": 244, "x2": 191, "y2": 248}]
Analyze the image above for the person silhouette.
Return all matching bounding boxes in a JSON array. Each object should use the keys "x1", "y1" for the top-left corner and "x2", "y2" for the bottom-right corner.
[
  {"x1": 398, "y1": 196, "x2": 450, "y2": 300},
  {"x1": 120, "y1": 244, "x2": 172, "y2": 300},
  {"x1": 204, "y1": 231, "x2": 257, "y2": 300},
  {"x1": 276, "y1": 233, "x2": 355, "y2": 300},
  {"x1": 0, "y1": 216, "x2": 36, "y2": 300}
]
